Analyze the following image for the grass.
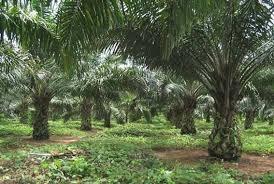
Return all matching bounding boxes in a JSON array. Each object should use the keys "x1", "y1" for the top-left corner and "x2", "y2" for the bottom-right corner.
[{"x1": 0, "y1": 116, "x2": 274, "y2": 183}]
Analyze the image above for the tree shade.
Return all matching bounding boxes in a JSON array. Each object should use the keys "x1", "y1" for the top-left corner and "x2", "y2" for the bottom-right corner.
[{"x1": 107, "y1": 0, "x2": 274, "y2": 160}]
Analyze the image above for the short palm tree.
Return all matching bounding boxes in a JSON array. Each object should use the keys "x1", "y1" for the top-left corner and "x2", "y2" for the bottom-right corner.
[
  {"x1": 49, "y1": 96, "x2": 79, "y2": 122},
  {"x1": 19, "y1": 61, "x2": 70, "y2": 140},
  {"x1": 165, "y1": 80, "x2": 203, "y2": 134},
  {"x1": 73, "y1": 55, "x2": 147, "y2": 130},
  {"x1": 252, "y1": 67, "x2": 274, "y2": 123},
  {"x1": 0, "y1": 43, "x2": 31, "y2": 119},
  {"x1": 197, "y1": 95, "x2": 215, "y2": 123},
  {"x1": 265, "y1": 109, "x2": 274, "y2": 125},
  {"x1": 237, "y1": 83, "x2": 261, "y2": 129}
]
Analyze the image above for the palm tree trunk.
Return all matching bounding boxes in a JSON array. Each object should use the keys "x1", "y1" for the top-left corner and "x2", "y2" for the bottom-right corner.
[
  {"x1": 180, "y1": 96, "x2": 197, "y2": 134},
  {"x1": 205, "y1": 106, "x2": 211, "y2": 123},
  {"x1": 19, "y1": 97, "x2": 29, "y2": 124},
  {"x1": 32, "y1": 95, "x2": 51, "y2": 140},
  {"x1": 167, "y1": 104, "x2": 183, "y2": 129},
  {"x1": 80, "y1": 97, "x2": 93, "y2": 131},
  {"x1": 244, "y1": 110, "x2": 255, "y2": 129},
  {"x1": 208, "y1": 100, "x2": 242, "y2": 161},
  {"x1": 180, "y1": 111, "x2": 196, "y2": 134},
  {"x1": 104, "y1": 108, "x2": 111, "y2": 128}
]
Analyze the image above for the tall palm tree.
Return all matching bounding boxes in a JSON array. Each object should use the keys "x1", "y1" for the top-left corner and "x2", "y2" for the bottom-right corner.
[
  {"x1": 177, "y1": 1, "x2": 273, "y2": 160},
  {"x1": 108, "y1": 0, "x2": 274, "y2": 160},
  {"x1": 1, "y1": 1, "x2": 73, "y2": 140}
]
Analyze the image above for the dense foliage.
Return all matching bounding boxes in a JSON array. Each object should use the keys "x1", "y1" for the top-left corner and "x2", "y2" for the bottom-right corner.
[{"x1": 1, "y1": 0, "x2": 274, "y2": 183}]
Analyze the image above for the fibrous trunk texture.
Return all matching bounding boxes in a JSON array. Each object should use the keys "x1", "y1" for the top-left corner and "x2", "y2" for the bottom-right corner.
[
  {"x1": 208, "y1": 100, "x2": 242, "y2": 161},
  {"x1": 244, "y1": 110, "x2": 255, "y2": 129},
  {"x1": 180, "y1": 111, "x2": 196, "y2": 134},
  {"x1": 168, "y1": 96, "x2": 197, "y2": 134},
  {"x1": 32, "y1": 95, "x2": 51, "y2": 140},
  {"x1": 166, "y1": 104, "x2": 182, "y2": 129},
  {"x1": 180, "y1": 96, "x2": 197, "y2": 134},
  {"x1": 80, "y1": 97, "x2": 93, "y2": 131}
]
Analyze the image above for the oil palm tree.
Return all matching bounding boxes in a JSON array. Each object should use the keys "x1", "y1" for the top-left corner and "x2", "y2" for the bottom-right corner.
[
  {"x1": 165, "y1": 80, "x2": 203, "y2": 134},
  {"x1": 73, "y1": 55, "x2": 147, "y2": 130},
  {"x1": 237, "y1": 83, "x2": 261, "y2": 129},
  {"x1": 18, "y1": 60, "x2": 71, "y2": 140},
  {"x1": 265, "y1": 109, "x2": 274, "y2": 125},
  {"x1": 0, "y1": 1, "x2": 71, "y2": 140},
  {"x1": 16, "y1": 95, "x2": 31, "y2": 123},
  {"x1": 252, "y1": 67, "x2": 274, "y2": 117},
  {"x1": 109, "y1": 0, "x2": 274, "y2": 160},
  {"x1": 197, "y1": 95, "x2": 215, "y2": 123},
  {"x1": 0, "y1": 43, "x2": 31, "y2": 119},
  {"x1": 49, "y1": 96, "x2": 79, "y2": 122},
  {"x1": 178, "y1": 1, "x2": 273, "y2": 160}
]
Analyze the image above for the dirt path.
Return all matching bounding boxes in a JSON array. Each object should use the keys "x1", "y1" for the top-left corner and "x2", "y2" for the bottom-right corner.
[{"x1": 154, "y1": 149, "x2": 274, "y2": 175}]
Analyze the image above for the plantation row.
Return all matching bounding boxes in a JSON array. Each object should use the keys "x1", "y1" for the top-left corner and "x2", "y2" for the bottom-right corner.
[{"x1": 0, "y1": 0, "x2": 274, "y2": 179}]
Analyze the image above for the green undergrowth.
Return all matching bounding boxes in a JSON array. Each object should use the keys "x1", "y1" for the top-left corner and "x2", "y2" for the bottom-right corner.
[
  {"x1": 242, "y1": 121, "x2": 274, "y2": 154},
  {"x1": 0, "y1": 116, "x2": 274, "y2": 183},
  {"x1": 3, "y1": 138, "x2": 253, "y2": 183},
  {"x1": 4, "y1": 136, "x2": 272, "y2": 183},
  {"x1": 0, "y1": 119, "x2": 104, "y2": 150},
  {"x1": 104, "y1": 123, "x2": 208, "y2": 150}
]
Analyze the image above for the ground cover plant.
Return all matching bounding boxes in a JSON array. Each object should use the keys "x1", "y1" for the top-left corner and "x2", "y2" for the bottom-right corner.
[
  {"x1": 1, "y1": 0, "x2": 274, "y2": 183},
  {"x1": 0, "y1": 116, "x2": 274, "y2": 183}
]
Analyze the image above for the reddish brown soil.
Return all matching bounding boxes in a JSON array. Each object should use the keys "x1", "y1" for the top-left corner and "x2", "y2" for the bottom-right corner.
[
  {"x1": 21, "y1": 129, "x2": 98, "y2": 146},
  {"x1": 21, "y1": 135, "x2": 82, "y2": 145},
  {"x1": 154, "y1": 149, "x2": 274, "y2": 175}
]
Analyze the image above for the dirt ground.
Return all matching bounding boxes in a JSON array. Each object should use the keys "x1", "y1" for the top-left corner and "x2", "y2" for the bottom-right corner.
[
  {"x1": 154, "y1": 149, "x2": 274, "y2": 176},
  {"x1": 20, "y1": 129, "x2": 98, "y2": 146},
  {"x1": 22, "y1": 135, "x2": 82, "y2": 145}
]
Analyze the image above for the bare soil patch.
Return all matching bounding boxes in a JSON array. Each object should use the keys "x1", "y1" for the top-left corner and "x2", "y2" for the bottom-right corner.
[
  {"x1": 22, "y1": 135, "x2": 81, "y2": 145},
  {"x1": 21, "y1": 129, "x2": 99, "y2": 146},
  {"x1": 154, "y1": 149, "x2": 274, "y2": 175}
]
